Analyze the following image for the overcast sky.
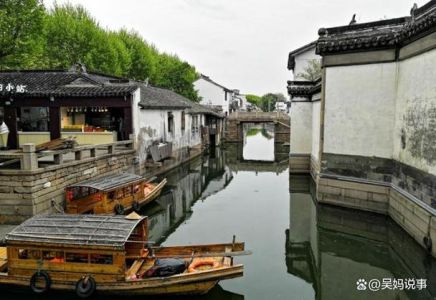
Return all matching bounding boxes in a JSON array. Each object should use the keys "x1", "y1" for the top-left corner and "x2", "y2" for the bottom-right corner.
[{"x1": 44, "y1": 0, "x2": 427, "y2": 96}]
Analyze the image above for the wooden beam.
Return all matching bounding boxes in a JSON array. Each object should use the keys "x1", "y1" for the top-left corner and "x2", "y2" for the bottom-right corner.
[{"x1": 49, "y1": 106, "x2": 61, "y2": 140}]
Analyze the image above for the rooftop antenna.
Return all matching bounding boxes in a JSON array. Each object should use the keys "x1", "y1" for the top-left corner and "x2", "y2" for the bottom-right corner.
[
  {"x1": 411, "y1": 3, "x2": 418, "y2": 16},
  {"x1": 349, "y1": 14, "x2": 357, "y2": 25},
  {"x1": 410, "y1": 3, "x2": 418, "y2": 23}
]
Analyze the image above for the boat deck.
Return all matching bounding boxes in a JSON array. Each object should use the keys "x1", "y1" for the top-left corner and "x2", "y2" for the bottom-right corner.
[{"x1": 125, "y1": 248, "x2": 233, "y2": 281}]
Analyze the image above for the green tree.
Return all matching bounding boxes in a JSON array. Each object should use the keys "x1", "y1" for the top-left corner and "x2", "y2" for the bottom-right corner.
[
  {"x1": 296, "y1": 59, "x2": 321, "y2": 81},
  {"x1": 246, "y1": 94, "x2": 261, "y2": 106},
  {"x1": 117, "y1": 29, "x2": 157, "y2": 81},
  {"x1": 152, "y1": 53, "x2": 199, "y2": 101},
  {"x1": 246, "y1": 128, "x2": 261, "y2": 137},
  {"x1": 1, "y1": 2, "x2": 200, "y2": 101},
  {"x1": 260, "y1": 93, "x2": 287, "y2": 112},
  {"x1": 44, "y1": 4, "x2": 101, "y2": 69},
  {"x1": 90, "y1": 30, "x2": 131, "y2": 76},
  {"x1": 0, "y1": 0, "x2": 45, "y2": 68}
]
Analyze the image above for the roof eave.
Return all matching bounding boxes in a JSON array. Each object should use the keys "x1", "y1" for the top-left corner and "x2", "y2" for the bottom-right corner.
[
  {"x1": 6, "y1": 240, "x2": 125, "y2": 251},
  {"x1": 139, "y1": 104, "x2": 190, "y2": 110},
  {"x1": 0, "y1": 90, "x2": 135, "y2": 99}
]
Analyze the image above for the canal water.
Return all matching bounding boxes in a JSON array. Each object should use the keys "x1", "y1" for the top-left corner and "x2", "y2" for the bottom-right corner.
[
  {"x1": 242, "y1": 123, "x2": 275, "y2": 161},
  {"x1": 1, "y1": 124, "x2": 435, "y2": 299}
]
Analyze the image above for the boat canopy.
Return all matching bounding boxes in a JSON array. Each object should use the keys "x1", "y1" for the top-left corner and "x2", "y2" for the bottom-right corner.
[
  {"x1": 5, "y1": 214, "x2": 147, "y2": 249},
  {"x1": 68, "y1": 173, "x2": 144, "y2": 192}
]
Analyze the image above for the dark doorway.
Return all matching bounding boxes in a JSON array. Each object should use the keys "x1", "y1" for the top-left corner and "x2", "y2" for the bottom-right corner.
[{"x1": 209, "y1": 134, "x2": 216, "y2": 147}]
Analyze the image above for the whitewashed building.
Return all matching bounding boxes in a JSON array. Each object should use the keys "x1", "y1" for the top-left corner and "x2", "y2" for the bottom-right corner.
[
  {"x1": 132, "y1": 85, "x2": 192, "y2": 162},
  {"x1": 194, "y1": 74, "x2": 234, "y2": 116},
  {"x1": 275, "y1": 101, "x2": 288, "y2": 112},
  {"x1": 287, "y1": 41, "x2": 321, "y2": 173},
  {"x1": 288, "y1": 1, "x2": 436, "y2": 257},
  {"x1": 287, "y1": 41, "x2": 319, "y2": 80},
  {"x1": 230, "y1": 90, "x2": 249, "y2": 112},
  {"x1": 132, "y1": 84, "x2": 224, "y2": 163}
]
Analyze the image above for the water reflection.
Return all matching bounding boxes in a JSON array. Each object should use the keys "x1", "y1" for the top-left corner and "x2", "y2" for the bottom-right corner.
[
  {"x1": 0, "y1": 145, "x2": 435, "y2": 300},
  {"x1": 287, "y1": 175, "x2": 436, "y2": 300},
  {"x1": 144, "y1": 150, "x2": 234, "y2": 244},
  {"x1": 242, "y1": 123, "x2": 275, "y2": 161}
]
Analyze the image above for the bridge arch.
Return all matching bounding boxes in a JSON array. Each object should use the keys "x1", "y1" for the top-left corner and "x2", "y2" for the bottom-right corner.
[{"x1": 225, "y1": 112, "x2": 290, "y2": 145}]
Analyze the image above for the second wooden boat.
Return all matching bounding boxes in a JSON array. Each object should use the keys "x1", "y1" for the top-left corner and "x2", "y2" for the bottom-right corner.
[{"x1": 65, "y1": 173, "x2": 167, "y2": 215}]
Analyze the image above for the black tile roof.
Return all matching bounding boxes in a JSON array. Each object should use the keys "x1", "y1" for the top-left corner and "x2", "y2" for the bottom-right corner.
[
  {"x1": 317, "y1": 17, "x2": 406, "y2": 55},
  {"x1": 197, "y1": 74, "x2": 233, "y2": 92},
  {"x1": 138, "y1": 84, "x2": 191, "y2": 109},
  {"x1": 316, "y1": 0, "x2": 436, "y2": 55},
  {"x1": 0, "y1": 69, "x2": 224, "y2": 116},
  {"x1": 287, "y1": 80, "x2": 321, "y2": 99},
  {"x1": 138, "y1": 84, "x2": 224, "y2": 116},
  {"x1": 5, "y1": 214, "x2": 147, "y2": 249},
  {"x1": 69, "y1": 172, "x2": 143, "y2": 191},
  {"x1": 0, "y1": 70, "x2": 137, "y2": 98},
  {"x1": 186, "y1": 101, "x2": 224, "y2": 118}
]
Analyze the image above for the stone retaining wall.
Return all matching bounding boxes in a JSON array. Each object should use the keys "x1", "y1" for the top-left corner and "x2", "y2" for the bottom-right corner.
[
  {"x1": 0, "y1": 151, "x2": 135, "y2": 224},
  {"x1": 317, "y1": 176, "x2": 436, "y2": 258},
  {"x1": 289, "y1": 154, "x2": 310, "y2": 173}
]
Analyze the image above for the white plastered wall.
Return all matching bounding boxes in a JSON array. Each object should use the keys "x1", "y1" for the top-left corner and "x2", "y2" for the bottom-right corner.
[
  {"x1": 194, "y1": 78, "x2": 229, "y2": 115},
  {"x1": 323, "y1": 63, "x2": 397, "y2": 158},
  {"x1": 293, "y1": 47, "x2": 320, "y2": 80},
  {"x1": 131, "y1": 89, "x2": 202, "y2": 162},
  {"x1": 393, "y1": 48, "x2": 436, "y2": 176},
  {"x1": 290, "y1": 101, "x2": 312, "y2": 154},
  {"x1": 188, "y1": 113, "x2": 203, "y2": 147},
  {"x1": 311, "y1": 100, "x2": 321, "y2": 161}
]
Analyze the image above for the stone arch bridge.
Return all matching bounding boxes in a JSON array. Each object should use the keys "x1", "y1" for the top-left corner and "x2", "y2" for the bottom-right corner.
[{"x1": 225, "y1": 112, "x2": 290, "y2": 145}]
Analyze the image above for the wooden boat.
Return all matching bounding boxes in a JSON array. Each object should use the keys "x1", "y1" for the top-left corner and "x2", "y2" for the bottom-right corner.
[
  {"x1": 65, "y1": 173, "x2": 167, "y2": 215},
  {"x1": 0, "y1": 214, "x2": 247, "y2": 298}
]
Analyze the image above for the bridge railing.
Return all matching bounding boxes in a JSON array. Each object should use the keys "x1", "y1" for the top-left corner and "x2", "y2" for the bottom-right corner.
[{"x1": 228, "y1": 111, "x2": 289, "y2": 120}]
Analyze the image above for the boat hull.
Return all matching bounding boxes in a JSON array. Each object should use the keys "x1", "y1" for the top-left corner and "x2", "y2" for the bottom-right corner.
[{"x1": 0, "y1": 264, "x2": 243, "y2": 296}]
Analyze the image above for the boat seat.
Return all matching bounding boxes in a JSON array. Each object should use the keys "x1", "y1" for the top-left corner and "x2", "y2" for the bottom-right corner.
[
  {"x1": 137, "y1": 259, "x2": 155, "y2": 277},
  {"x1": 126, "y1": 259, "x2": 144, "y2": 280}
]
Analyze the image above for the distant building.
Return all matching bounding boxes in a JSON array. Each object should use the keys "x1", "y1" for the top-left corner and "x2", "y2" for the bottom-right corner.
[
  {"x1": 194, "y1": 74, "x2": 234, "y2": 116},
  {"x1": 230, "y1": 89, "x2": 248, "y2": 112},
  {"x1": 275, "y1": 101, "x2": 287, "y2": 112},
  {"x1": 288, "y1": 1, "x2": 436, "y2": 257},
  {"x1": 246, "y1": 103, "x2": 261, "y2": 112},
  {"x1": 287, "y1": 41, "x2": 321, "y2": 173},
  {"x1": 0, "y1": 68, "x2": 223, "y2": 163}
]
